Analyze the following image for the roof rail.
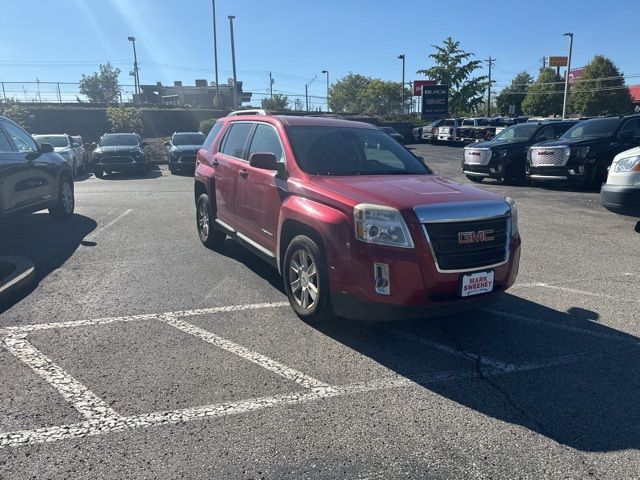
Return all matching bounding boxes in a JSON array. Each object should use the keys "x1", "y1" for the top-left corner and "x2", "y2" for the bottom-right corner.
[{"x1": 227, "y1": 109, "x2": 267, "y2": 117}]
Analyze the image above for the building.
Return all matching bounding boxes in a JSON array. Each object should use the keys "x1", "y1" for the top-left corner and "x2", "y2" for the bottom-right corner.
[{"x1": 137, "y1": 80, "x2": 251, "y2": 108}]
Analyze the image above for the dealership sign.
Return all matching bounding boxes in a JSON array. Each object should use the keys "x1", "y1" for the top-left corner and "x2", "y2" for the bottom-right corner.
[
  {"x1": 548, "y1": 56, "x2": 568, "y2": 67},
  {"x1": 421, "y1": 84, "x2": 449, "y2": 118},
  {"x1": 413, "y1": 80, "x2": 436, "y2": 96}
]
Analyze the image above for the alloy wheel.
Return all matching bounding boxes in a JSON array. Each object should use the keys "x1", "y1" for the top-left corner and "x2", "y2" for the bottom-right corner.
[
  {"x1": 289, "y1": 248, "x2": 318, "y2": 310},
  {"x1": 197, "y1": 200, "x2": 209, "y2": 240}
]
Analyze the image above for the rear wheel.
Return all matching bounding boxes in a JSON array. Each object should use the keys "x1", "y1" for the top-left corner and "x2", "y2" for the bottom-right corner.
[
  {"x1": 283, "y1": 235, "x2": 333, "y2": 323},
  {"x1": 196, "y1": 193, "x2": 226, "y2": 249},
  {"x1": 94, "y1": 167, "x2": 104, "y2": 178},
  {"x1": 49, "y1": 176, "x2": 74, "y2": 219}
]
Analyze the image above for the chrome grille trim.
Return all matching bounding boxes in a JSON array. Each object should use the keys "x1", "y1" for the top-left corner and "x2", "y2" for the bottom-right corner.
[
  {"x1": 464, "y1": 147, "x2": 492, "y2": 165},
  {"x1": 529, "y1": 146, "x2": 570, "y2": 167}
]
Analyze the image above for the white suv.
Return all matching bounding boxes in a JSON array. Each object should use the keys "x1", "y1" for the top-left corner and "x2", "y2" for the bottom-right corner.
[{"x1": 601, "y1": 146, "x2": 640, "y2": 216}]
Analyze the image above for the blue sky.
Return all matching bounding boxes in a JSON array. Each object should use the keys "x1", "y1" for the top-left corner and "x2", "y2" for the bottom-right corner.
[{"x1": 1, "y1": 0, "x2": 639, "y2": 107}]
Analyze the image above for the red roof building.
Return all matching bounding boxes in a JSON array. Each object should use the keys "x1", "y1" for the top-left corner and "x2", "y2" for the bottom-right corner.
[{"x1": 629, "y1": 85, "x2": 640, "y2": 104}]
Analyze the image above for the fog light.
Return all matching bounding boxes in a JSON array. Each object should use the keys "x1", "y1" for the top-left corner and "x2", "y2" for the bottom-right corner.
[{"x1": 374, "y1": 263, "x2": 390, "y2": 295}]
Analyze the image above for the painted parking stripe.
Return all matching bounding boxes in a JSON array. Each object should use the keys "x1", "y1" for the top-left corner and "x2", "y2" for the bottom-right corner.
[
  {"x1": 2, "y1": 345, "x2": 635, "y2": 449},
  {"x1": 86, "y1": 208, "x2": 133, "y2": 239},
  {"x1": 159, "y1": 314, "x2": 334, "y2": 391},
  {"x1": 2, "y1": 336, "x2": 121, "y2": 421}
]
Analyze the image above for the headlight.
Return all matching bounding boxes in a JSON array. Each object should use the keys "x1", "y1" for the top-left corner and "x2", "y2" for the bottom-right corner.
[
  {"x1": 505, "y1": 197, "x2": 518, "y2": 237},
  {"x1": 493, "y1": 150, "x2": 507, "y2": 160},
  {"x1": 614, "y1": 155, "x2": 640, "y2": 173},
  {"x1": 571, "y1": 147, "x2": 590, "y2": 159},
  {"x1": 354, "y1": 204, "x2": 414, "y2": 249}
]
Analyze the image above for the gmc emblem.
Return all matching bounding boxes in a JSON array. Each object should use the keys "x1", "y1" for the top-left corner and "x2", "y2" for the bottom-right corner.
[
  {"x1": 468, "y1": 151, "x2": 481, "y2": 156},
  {"x1": 537, "y1": 150, "x2": 555, "y2": 156},
  {"x1": 458, "y1": 230, "x2": 495, "y2": 244}
]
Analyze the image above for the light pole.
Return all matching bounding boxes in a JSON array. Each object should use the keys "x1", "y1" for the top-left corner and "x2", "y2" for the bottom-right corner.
[
  {"x1": 322, "y1": 70, "x2": 329, "y2": 112},
  {"x1": 127, "y1": 36, "x2": 140, "y2": 96},
  {"x1": 305, "y1": 75, "x2": 317, "y2": 112},
  {"x1": 228, "y1": 15, "x2": 238, "y2": 109},
  {"x1": 398, "y1": 54, "x2": 405, "y2": 114},
  {"x1": 562, "y1": 32, "x2": 574, "y2": 119},
  {"x1": 211, "y1": 0, "x2": 220, "y2": 106}
]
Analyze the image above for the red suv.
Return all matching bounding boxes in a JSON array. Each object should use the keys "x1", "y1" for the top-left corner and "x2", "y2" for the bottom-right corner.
[{"x1": 194, "y1": 111, "x2": 521, "y2": 322}]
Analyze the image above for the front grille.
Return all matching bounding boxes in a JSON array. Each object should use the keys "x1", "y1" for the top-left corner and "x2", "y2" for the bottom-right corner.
[
  {"x1": 178, "y1": 155, "x2": 196, "y2": 164},
  {"x1": 102, "y1": 155, "x2": 134, "y2": 165},
  {"x1": 530, "y1": 146, "x2": 570, "y2": 167},
  {"x1": 464, "y1": 148, "x2": 492, "y2": 165},
  {"x1": 424, "y1": 217, "x2": 509, "y2": 271}
]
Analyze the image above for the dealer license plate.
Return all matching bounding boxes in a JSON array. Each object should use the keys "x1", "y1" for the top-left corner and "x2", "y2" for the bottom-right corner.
[{"x1": 460, "y1": 271, "x2": 494, "y2": 297}]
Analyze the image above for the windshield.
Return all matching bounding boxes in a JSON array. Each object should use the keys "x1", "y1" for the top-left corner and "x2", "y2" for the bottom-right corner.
[
  {"x1": 380, "y1": 127, "x2": 396, "y2": 134},
  {"x1": 173, "y1": 133, "x2": 205, "y2": 146},
  {"x1": 286, "y1": 126, "x2": 429, "y2": 176},
  {"x1": 443, "y1": 119, "x2": 456, "y2": 126},
  {"x1": 34, "y1": 135, "x2": 69, "y2": 148},
  {"x1": 561, "y1": 118, "x2": 622, "y2": 140},
  {"x1": 493, "y1": 123, "x2": 539, "y2": 142},
  {"x1": 99, "y1": 134, "x2": 140, "y2": 146}
]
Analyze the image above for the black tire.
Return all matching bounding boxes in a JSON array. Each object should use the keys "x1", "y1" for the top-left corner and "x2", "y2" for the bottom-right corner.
[
  {"x1": 169, "y1": 163, "x2": 177, "y2": 174},
  {"x1": 503, "y1": 162, "x2": 527, "y2": 186},
  {"x1": 283, "y1": 235, "x2": 333, "y2": 323},
  {"x1": 71, "y1": 159, "x2": 77, "y2": 179},
  {"x1": 49, "y1": 175, "x2": 74, "y2": 219},
  {"x1": 196, "y1": 193, "x2": 226, "y2": 249},
  {"x1": 466, "y1": 175, "x2": 484, "y2": 183},
  {"x1": 94, "y1": 167, "x2": 104, "y2": 179}
]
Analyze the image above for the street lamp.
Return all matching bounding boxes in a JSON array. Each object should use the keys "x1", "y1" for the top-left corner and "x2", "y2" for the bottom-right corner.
[
  {"x1": 305, "y1": 75, "x2": 317, "y2": 112},
  {"x1": 321, "y1": 70, "x2": 329, "y2": 112},
  {"x1": 562, "y1": 32, "x2": 574, "y2": 119},
  {"x1": 398, "y1": 54, "x2": 406, "y2": 114},
  {"x1": 211, "y1": 0, "x2": 220, "y2": 105},
  {"x1": 127, "y1": 36, "x2": 140, "y2": 97},
  {"x1": 228, "y1": 15, "x2": 238, "y2": 109}
]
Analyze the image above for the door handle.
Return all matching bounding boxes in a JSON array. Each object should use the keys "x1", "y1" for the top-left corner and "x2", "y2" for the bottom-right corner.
[{"x1": 239, "y1": 169, "x2": 248, "y2": 178}]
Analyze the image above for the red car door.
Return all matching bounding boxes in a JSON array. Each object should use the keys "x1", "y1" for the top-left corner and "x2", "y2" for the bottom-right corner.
[
  {"x1": 234, "y1": 123, "x2": 286, "y2": 255},
  {"x1": 213, "y1": 122, "x2": 254, "y2": 229}
]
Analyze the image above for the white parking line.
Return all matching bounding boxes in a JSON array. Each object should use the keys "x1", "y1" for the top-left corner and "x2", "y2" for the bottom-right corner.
[
  {"x1": 3, "y1": 336, "x2": 120, "y2": 421},
  {"x1": 160, "y1": 314, "x2": 334, "y2": 391},
  {"x1": 86, "y1": 208, "x2": 133, "y2": 239}
]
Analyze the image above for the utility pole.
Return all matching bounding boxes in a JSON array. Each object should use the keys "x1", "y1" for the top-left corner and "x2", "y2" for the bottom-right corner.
[
  {"x1": 211, "y1": 0, "x2": 221, "y2": 106},
  {"x1": 269, "y1": 72, "x2": 273, "y2": 99},
  {"x1": 305, "y1": 75, "x2": 317, "y2": 112},
  {"x1": 397, "y1": 54, "x2": 406, "y2": 114},
  {"x1": 322, "y1": 70, "x2": 329, "y2": 112},
  {"x1": 485, "y1": 57, "x2": 495, "y2": 117},
  {"x1": 562, "y1": 33, "x2": 574, "y2": 119},
  {"x1": 1, "y1": 82, "x2": 6, "y2": 102},
  {"x1": 127, "y1": 36, "x2": 140, "y2": 96},
  {"x1": 540, "y1": 56, "x2": 547, "y2": 71},
  {"x1": 228, "y1": 15, "x2": 238, "y2": 109},
  {"x1": 57, "y1": 82, "x2": 62, "y2": 103}
]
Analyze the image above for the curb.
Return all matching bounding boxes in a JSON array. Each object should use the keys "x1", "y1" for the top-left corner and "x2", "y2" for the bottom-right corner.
[{"x1": 0, "y1": 256, "x2": 36, "y2": 303}]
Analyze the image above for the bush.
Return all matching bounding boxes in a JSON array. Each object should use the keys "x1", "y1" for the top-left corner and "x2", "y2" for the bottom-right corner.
[
  {"x1": 106, "y1": 106, "x2": 142, "y2": 133},
  {"x1": 0, "y1": 104, "x2": 30, "y2": 130},
  {"x1": 199, "y1": 118, "x2": 218, "y2": 136}
]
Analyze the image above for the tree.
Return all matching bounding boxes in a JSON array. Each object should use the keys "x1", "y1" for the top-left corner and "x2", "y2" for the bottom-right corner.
[
  {"x1": 328, "y1": 73, "x2": 371, "y2": 113},
  {"x1": 569, "y1": 55, "x2": 633, "y2": 116},
  {"x1": 261, "y1": 94, "x2": 289, "y2": 111},
  {"x1": 0, "y1": 103, "x2": 29, "y2": 130},
  {"x1": 327, "y1": 74, "x2": 411, "y2": 115},
  {"x1": 106, "y1": 106, "x2": 142, "y2": 133},
  {"x1": 495, "y1": 72, "x2": 534, "y2": 116},
  {"x1": 417, "y1": 37, "x2": 489, "y2": 117},
  {"x1": 79, "y1": 62, "x2": 122, "y2": 104},
  {"x1": 521, "y1": 68, "x2": 564, "y2": 117}
]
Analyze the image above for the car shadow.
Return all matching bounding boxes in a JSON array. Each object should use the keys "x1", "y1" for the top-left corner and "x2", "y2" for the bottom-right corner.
[
  {"x1": 95, "y1": 167, "x2": 163, "y2": 181},
  {"x1": 0, "y1": 213, "x2": 97, "y2": 313},
  {"x1": 306, "y1": 292, "x2": 640, "y2": 453}
]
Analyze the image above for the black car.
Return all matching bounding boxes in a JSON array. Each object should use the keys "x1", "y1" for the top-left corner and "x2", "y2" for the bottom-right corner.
[
  {"x1": 379, "y1": 126, "x2": 405, "y2": 145},
  {"x1": 462, "y1": 120, "x2": 578, "y2": 184},
  {"x1": 164, "y1": 131, "x2": 205, "y2": 174},
  {"x1": 0, "y1": 116, "x2": 74, "y2": 220},
  {"x1": 527, "y1": 115, "x2": 640, "y2": 187},
  {"x1": 92, "y1": 133, "x2": 148, "y2": 178}
]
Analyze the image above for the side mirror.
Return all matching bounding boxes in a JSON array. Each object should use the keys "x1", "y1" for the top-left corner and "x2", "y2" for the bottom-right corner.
[
  {"x1": 620, "y1": 130, "x2": 634, "y2": 141},
  {"x1": 163, "y1": 141, "x2": 170, "y2": 147},
  {"x1": 40, "y1": 142, "x2": 54, "y2": 153},
  {"x1": 249, "y1": 152, "x2": 278, "y2": 170}
]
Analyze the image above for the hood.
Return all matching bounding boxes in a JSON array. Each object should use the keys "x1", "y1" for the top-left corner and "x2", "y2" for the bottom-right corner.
[
  {"x1": 534, "y1": 137, "x2": 605, "y2": 148},
  {"x1": 308, "y1": 174, "x2": 503, "y2": 219},
  {"x1": 614, "y1": 146, "x2": 640, "y2": 160},
  {"x1": 170, "y1": 145, "x2": 202, "y2": 153},
  {"x1": 95, "y1": 146, "x2": 142, "y2": 154},
  {"x1": 470, "y1": 139, "x2": 527, "y2": 150}
]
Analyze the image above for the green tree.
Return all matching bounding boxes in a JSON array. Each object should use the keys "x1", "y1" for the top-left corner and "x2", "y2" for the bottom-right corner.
[
  {"x1": 261, "y1": 94, "x2": 289, "y2": 111},
  {"x1": 199, "y1": 118, "x2": 218, "y2": 136},
  {"x1": 362, "y1": 79, "x2": 411, "y2": 116},
  {"x1": 79, "y1": 62, "x2": 122, "y2": 104},
  {"x1": 495, "y1": 71, "x2": 534, "y2": 116},
  {"x1": 328, "y1": 73, "x2": 371, "y2": 113},
  {"x1": 521, "y1": 68, "x2": 564, "y2": 117},
  {"x1": 106, "y1": 106, "x2": 142, "y2": 133},
  {"x1": 569, "y1": 55, "x2": 633, "y2": 116},
  {"x1": 417, "y1": 37, "x2": 489, "y2": 116},
  {"x1": 0, "y1": 103, "x2": 29, "y2": 130}
]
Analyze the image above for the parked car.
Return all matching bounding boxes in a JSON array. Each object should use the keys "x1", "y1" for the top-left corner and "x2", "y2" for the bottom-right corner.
[
  {"x1": 72, "y1": 135, "x2": 90, "y2": 173},
  {"x1": 379, "y1": 126, "x2": 405, "y2": 145},
  {"x1": 33, "y1": 133, "x2": 83, "y2": 178},
  {"x1": 462, "y1": 120, "x2": 579, "y2": 184},
  {"x1": 457, "y1": 117, "x2": 492, "y2": 143},
  {"x1": 600, "y1": 146, "x2": 640, "y2": 216},
  {"x1": 437, "y1": 118, "x2": 464, "y2": 143},
  {"x1": 494, "y1": 117, "x2": 529, "y2": 136},
  {"x1": 0, "y1": 116, "x2": 75, "y2": 220},
  {"x1": 421, "y1": 119, "x2": 445, "y2": 144},
  {"x1": 194, "y1": 111, "x2": 521, "y2": 322},
  {"x1": 164, "y1": 131, "x2": 206, "y2": 174},
  {"x1": 412, "y1": 126, "x2": 423, "y2": 142},
  {"x1": 92, "y1": 133, "x2": 148, "y2": 178},
  {"x1": 527, "y1": 115, "x2": 640, "y2": 187}
]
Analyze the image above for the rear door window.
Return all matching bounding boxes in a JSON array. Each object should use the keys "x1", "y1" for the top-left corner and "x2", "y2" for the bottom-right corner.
[
  {"x1": 220, "y1": 123, "x2": 254, "y2": 160},
  {"x1": 247, "y1": 124, "x2": 284, "y2": 162},
  {"x1": 620, "y1": 119, "x2": 640, "y2": 138}
]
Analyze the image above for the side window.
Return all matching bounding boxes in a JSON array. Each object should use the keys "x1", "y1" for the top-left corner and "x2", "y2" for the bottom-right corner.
[
  {"x1": 247, "y1": 124, "x2": 284, "y2": 162},
  {"x1": 534, "y1": 126, "x2": 554, "y2": 143},
  {"x1": 553, "y1": 124, "x2": 572, "y2": 138},
  {"x1": 202, "y1": 122, "x2": 223, "y2": 151},
  {"x1": 220, "y1": 123, "x2": 253, "y2": 159},
  {"x1": 620, "y1": 119, "x2": 640, "y2": 137},
  {"x1": 3, "y1": 122, "x2": 37, "y2": 152},
  {"x1": 0, "y1": 128, "x2": 14, "y2": 152}
]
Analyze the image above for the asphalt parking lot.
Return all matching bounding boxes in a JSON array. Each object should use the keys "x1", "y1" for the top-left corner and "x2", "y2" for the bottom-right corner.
[{"x1": 1, "y1": 142, "x2": 639, "y2": 479}]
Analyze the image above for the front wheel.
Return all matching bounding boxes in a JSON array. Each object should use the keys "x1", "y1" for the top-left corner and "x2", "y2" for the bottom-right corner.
[
  {"x1": 49, "y1": 176, "x2": 74, "y2": 219},
  {"x1": 283, "y1": 235, "x2": 333, "y2": 323},
  {"x1": 196, "y1": 193, "x2": 226, "y2": 249}
]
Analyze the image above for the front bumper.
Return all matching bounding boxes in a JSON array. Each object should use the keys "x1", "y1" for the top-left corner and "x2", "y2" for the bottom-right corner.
[
  {"x1": 96, "y1": 157, "x2": 146, "y2": 171},
  {"x1": 169, "y1": 154, "x2": 197, "y2": 169},
  {"x1": 462, "y1": 163, "x2": 502, "y2": 180},
  {"x1": 601, "y1": 183, "x2": 640, "y2": 216},
  {"x1": 527, "y1": 159, "x2": 591, "y2": 183}
]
